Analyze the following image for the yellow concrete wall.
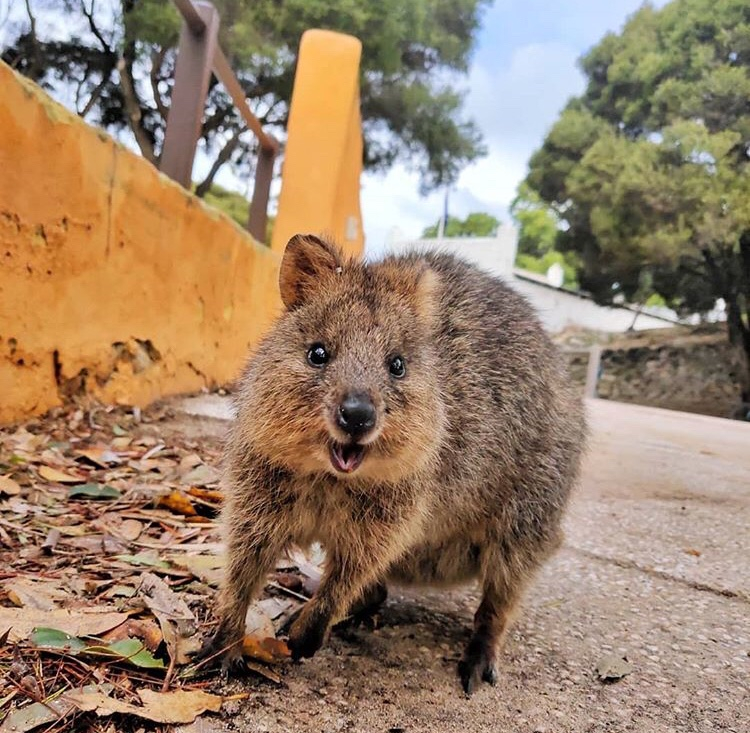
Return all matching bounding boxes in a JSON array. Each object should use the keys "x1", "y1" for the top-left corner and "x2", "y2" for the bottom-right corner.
[
  {"x1": 272, "y1": 30, "x2": 365, "y2": 258},
  {"x1": 0, "y1": 62, "x2": 283, "y2": 425}
]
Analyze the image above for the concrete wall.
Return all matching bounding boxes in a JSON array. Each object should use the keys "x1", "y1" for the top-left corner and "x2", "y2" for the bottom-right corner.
[
  {"x1": 384, "y1": 229, "x2": 678, "y2": 334},
  {"x1": 511, "y1": 273, "x2": 679, "y2": 333},
  {"x1": 384, "y1": 223, "x2": 519, "y2": 277},
  {"x1": 0, "y1": 62, "x2": 283, "y2": 424}
]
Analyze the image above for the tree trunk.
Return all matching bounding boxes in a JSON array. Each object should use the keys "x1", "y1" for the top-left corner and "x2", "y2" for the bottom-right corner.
[
  {"x1": 194, "y1": 131, "x2": 243, "y2": 198},
  {"x1": 724, "y1": 291, "x2": 750, "y2": 395},
  {"x1": 702, "y1": 245, "x2": 750, "y2": 400},
  {"x1": 117, "y1": 56, "x2": 157, "y2": 165},
  {"x1": 117, "y1": 0, "x2": 157, "y2": 165}
]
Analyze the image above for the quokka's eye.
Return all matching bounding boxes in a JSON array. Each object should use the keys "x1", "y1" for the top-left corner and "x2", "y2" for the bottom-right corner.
[
  {"x1": 389, "y1": 355, "x2": 406, "y2": 378},
  {"x1": 307, "y1": 343, "x2": 329, "y2": 367}
]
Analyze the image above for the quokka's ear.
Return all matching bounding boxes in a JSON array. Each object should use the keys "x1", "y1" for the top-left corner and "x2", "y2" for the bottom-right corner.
[
  {"x1": 279, "y1": 234, "x2": 344, "y2": 309},
  {"x1": 377, "y1": 259, "x2": 440, "y2": 330},
  {"x1": 413, "y1": 264, "x2": 439, "y2": 330}
]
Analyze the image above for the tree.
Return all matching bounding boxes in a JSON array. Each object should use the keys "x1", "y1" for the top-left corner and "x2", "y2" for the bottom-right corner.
[
  {"x1": 510, "y1": 183, "x2": 579, "y2": 288},
  {"x1": 2, "y1": 0, "x2": 487, "y2": 197},
  {"x1": 524, "y1": 0, "x2": 750, "y2": 395},
  {"x1": 510, "y1": 181, "x2": 559, "y2": 258},
  {"x1": 422, "y1": 211, "x2": 499, "y2": 238}
]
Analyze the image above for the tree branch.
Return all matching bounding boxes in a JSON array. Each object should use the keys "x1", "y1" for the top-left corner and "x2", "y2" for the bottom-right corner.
[
  {"x1": 116, "y1": 56, "x2": 157, "y2": 164},
  {"x1": 739, "y1": 230, "x2": 750, "y2": 296},
  {"x1": 201, "y1": 103, "x2": 237, "y2": 140},
  {"x1": 194, "y1": 130, "x2": 244, "y2": 198},
  {"x1": 22, "y1": 0, "x2": 41, "y2": 76},
  {"x1": 80, "y1": 0, "x2": 112, "y2": 55},
  {"x1": 80, "y1": 69, "x2": 113, "y2": 117},
  {"x1": 149, "y1": 47, "x2": 169, "y2": 121},
  {"x1": 677, "y1": 261, "x2": 709, "y2": 281}
]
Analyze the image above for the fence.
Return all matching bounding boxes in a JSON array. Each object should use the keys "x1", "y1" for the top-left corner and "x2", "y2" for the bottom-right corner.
[{"x1": 160, "y1": 0, "x2": 279, "y2": 243}]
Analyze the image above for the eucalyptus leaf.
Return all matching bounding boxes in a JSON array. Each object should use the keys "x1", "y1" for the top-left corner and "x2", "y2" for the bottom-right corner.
[
  {"x1": 67, "y1": 483, "x2": 121, "y2": 500},
  {"x1": 30, "y1": 627, "x2": 88, "y2": 653}
]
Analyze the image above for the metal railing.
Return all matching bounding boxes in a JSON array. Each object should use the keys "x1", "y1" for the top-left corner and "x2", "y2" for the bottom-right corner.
[{"x1": 160, "y1": 0, "x2": 279, "y2": 242}]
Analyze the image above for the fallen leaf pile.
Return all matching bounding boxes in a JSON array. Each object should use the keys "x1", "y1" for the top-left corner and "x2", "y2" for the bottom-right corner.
[{"x1": 0, "y1": 401, "x2": 324, "y2": 733}]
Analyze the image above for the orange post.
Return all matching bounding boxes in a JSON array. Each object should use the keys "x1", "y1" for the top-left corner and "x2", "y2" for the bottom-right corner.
[{"x1": 271, "y1": 30, "x2": 365, "y2": 257}]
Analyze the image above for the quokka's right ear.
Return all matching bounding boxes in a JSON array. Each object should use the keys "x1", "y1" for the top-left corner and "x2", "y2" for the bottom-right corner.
[{"x1": 279, "y1": 234, "x2": 344, "y2": 309}]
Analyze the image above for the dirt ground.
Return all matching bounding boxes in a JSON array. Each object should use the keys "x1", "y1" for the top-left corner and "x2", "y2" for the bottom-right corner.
[
  {"x1": 1, "y1": 397, "x2": 748, "y2": 733},
  {"x1": 172, "y1": 397, "x2": 749, "y2": 733}
]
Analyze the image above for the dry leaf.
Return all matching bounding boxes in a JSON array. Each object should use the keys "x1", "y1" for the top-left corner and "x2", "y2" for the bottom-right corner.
[
  {"x1": 139, "y1": 573, "x2": 197, "y2": 664},
  {"x1": 595, "y1": 653, "x2": 633, "y2": 681},
  {"x1": 244, "y1": 605, "x2": 276, "y2": 639},
  {"x1": 38, "y1": 465, "x2": 84, "y2": 484},
  {"x1": 66, "y1": 687, "x2": 223, "y2": 724},
  {"x1": 179, "y1": 454, "x2": 203, "y2": 471},
  {"x1": 114, "y1": 518, "x2": 143, "y2": 541},
  {"x1": 169, "y1": 553, "x2": 224, "y2": 586},
  {"x1": 0, "y1": 475, "x2": 21, "y2": 496},
  {"x1": 181, "y1": 464, "x2": 220, "y2": 487},
  {"x1": 174, "y1": 719, "x2": 227, "y2": 733},
  {"x1": 0, "y1": 684, "x2": 112, "y2": 733},
  {"x1": 241, "y1": 635, "x2": 291, "y2": 664},
  {"x1": 0, "y1": 607, "x2": 129, "y2": 643},
  {"x1": 76, "y1": 447, "x2": 121, "y2": 468},
  {"x1": 186, "y1": 487, "x2": 224, "y2": 503},
  {"x1": 158, "y1": 490, "x2": 197, "y2": 516},
  {"x1": 102, "y1": 618, "x2": 163, "y2": 651},
  {"x1": 4, "y1": 578, "x2": 65, "y2": 611}
]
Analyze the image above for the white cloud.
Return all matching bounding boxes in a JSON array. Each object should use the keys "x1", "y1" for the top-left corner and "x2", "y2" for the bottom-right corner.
[{"x1": 363, "y1": 41, "x2": 584, "y2": 256}]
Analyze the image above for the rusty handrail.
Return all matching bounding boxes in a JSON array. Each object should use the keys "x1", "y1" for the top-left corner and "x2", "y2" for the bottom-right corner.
[
  {"x1": 160, "y1": 0, "x2": 278, "y2": 242},
  {"x1": 173, "y1": 0, "x2": 205, "y2": 33},
  {"x1": 212, "y1": 49, "x2": 278, "y2": 154}
]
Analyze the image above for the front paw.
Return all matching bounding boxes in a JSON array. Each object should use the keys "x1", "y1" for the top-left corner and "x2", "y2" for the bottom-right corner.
[
  {"x1": 193, "y1": 629, "x2": 245, "y2": 679},
  {"x1": 287, "y1": 604, "x2": 330, "y2": 661}
]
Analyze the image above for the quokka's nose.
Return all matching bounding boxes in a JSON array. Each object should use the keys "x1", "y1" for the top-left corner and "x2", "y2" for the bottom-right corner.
[{"x1": 336, "y1": 392, "x2": 376, "y2": 439}]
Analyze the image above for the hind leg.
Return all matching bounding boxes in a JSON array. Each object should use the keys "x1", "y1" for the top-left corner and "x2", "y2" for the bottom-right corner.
[
  {"x1": 349, "y1": 581, "x2": 388, "y2": 618},
  {"x1": 458, "y1": 569, "x2": 526, "y2": 695},
  {"x1": 334, "y1": 582, "x2": 388, "y2": 630}
]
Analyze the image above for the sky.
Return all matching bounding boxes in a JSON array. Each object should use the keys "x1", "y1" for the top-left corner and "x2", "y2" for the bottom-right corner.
[{"x1": 360, "y1": 0, "x2": 669, "y2": 255}]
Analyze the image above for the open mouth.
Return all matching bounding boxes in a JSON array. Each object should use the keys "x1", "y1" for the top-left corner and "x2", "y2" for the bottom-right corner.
[{"x1": 329, "y1": 443, "x2": 366, "y2": 473}]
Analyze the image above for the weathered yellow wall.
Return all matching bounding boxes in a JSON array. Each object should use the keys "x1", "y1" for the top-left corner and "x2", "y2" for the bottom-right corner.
[
  {"x1": 0, "y1": 62, "x2": 283, "y2": 424},
  {"x1": 272, "y1": 30, "x2": 364, "y2": 258}
]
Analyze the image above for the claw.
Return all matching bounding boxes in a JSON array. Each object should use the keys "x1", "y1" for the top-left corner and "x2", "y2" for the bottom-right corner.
[
  {"x1": 458, "y1": 637, "x2": 497, "y2": 695},
  {"x1": 191, "y1": 629, "x2": 245, "y2": 678}
]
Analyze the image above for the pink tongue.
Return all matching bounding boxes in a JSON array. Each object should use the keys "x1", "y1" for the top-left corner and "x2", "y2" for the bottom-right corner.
[{"x1": 334, "y1": 445, "x2": 361, "y2": 472}]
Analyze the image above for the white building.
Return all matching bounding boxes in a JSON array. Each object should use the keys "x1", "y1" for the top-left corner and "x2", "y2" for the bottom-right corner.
[{"x1": 381, "y1": 224, "x2": 684, "y2": 334}]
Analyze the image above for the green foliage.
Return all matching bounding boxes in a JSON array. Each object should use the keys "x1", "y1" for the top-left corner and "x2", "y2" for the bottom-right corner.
[
  {"x1": 199, "y1": 183, "x2": 275, "y2": 242},
  {"x1": 200, "y1": 185, "x2": 250, "y2": 229},
  {"x1": 645, "y1": 293, "x2": 667, "y2": 307},
  {"x1": 515, "y1": 251, "x2": 579, "y2": 289},
  {"x1": 2, "y1": 0, "x2": 488, "y2": 194},
  {"x1": 524, "y1": 0, "x2": 750, "y2": 387},
  {"x1": 510, "y1": 182, "x2": 559, "y2": 257},
  {"x1": 422, "y1": 212, "x2": 499, "y2": 238}
]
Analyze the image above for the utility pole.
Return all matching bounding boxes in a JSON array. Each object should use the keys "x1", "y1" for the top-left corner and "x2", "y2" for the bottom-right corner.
[{"x1": 437, "y1": 188, "x2": 449, "y2": 239}]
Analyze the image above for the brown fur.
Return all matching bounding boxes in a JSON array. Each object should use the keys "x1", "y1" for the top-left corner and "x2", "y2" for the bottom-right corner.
[{"x1": 201, "y1": 233, "x2": 587, "y2": 694}]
